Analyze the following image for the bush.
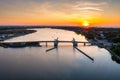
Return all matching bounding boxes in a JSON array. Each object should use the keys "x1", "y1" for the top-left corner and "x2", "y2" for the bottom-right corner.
[
  {"x1": 111, "y1": 37, "x2": 120, "y2": 43},
  {"x1": 111, "y1": 44, "x2": 120, "y2": 56}
]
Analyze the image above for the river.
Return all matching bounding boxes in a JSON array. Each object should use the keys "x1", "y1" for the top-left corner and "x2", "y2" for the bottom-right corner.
[{"x1": 0, "y1": 28, "x2": 120, "y2": 80}]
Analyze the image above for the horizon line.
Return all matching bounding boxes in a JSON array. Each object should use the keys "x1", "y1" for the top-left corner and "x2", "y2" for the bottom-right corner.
[{"x1": 0, "y1": 25, "x2": 120, "y2": 28}]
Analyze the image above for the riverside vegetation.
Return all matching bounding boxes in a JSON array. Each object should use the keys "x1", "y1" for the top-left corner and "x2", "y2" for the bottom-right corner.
[
  {"x1": 74, "y1": 27, "x2": 120, "y2": 57},
  {"x1": 0, "y1": 29, "x2": 36, "y2": 41}
]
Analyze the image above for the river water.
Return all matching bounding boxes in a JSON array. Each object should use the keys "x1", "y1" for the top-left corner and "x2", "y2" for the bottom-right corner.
[{"x1": 0, "y1": 28, "x2": 120, "y2": 80}]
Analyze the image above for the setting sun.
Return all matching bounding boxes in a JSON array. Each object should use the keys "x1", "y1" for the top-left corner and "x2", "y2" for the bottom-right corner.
[{"x1": 82, "y1": 21, "x2": 90, "y2": 27}]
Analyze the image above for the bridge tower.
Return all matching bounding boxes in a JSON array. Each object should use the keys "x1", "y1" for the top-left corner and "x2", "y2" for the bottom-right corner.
[
  {"x1": 54, "y1": 38, "x2": 58, "y2": 48},
  {"x1": 72, "y1": 38, "x2": 78, "y2": 48}
]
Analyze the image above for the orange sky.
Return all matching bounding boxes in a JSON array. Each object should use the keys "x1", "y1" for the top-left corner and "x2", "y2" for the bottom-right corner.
[{"x1": 0, "y1": 0, "x2": 120, "y2": 27}]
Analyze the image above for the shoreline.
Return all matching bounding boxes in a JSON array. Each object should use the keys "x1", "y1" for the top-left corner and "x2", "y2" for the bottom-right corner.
[
  {"x1": 0, "y1": 29, "x2": 36, "y2": 41},
  {"x1": 0, "y1": 27, "x2": 119, "y2": 62}
]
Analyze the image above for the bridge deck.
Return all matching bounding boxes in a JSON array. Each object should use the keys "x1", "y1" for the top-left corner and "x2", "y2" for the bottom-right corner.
[{"x1": 1, "y1": 41, "x2": 90, "y2": 44}]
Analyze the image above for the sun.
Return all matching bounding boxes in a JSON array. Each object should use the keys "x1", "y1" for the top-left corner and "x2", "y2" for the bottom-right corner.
[{"x1": 82, "y1": 21, "x2": 90, "y2": 26}]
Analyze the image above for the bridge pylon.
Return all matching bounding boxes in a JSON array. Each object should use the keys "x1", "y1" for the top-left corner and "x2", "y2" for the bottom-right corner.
[
  {"x1": 72, "y1": 38, "x2": 78, "y2": 48},
  {"x1": 54, "y1": 38, "x2": 58, "y2": 48}
]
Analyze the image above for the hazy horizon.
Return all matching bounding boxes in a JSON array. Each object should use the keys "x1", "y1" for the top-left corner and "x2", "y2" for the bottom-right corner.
[{"x1": 0, "y1": 25, "x2": 120, "y2": 28}]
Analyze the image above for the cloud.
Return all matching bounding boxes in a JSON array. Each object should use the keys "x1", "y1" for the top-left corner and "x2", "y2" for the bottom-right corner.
[
  {"x1": 25, "y1": 0, "x2": 108, "y2": 20},
  {"x1": 0, "y1": 0, "x2": 109, "y2": 20}
]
